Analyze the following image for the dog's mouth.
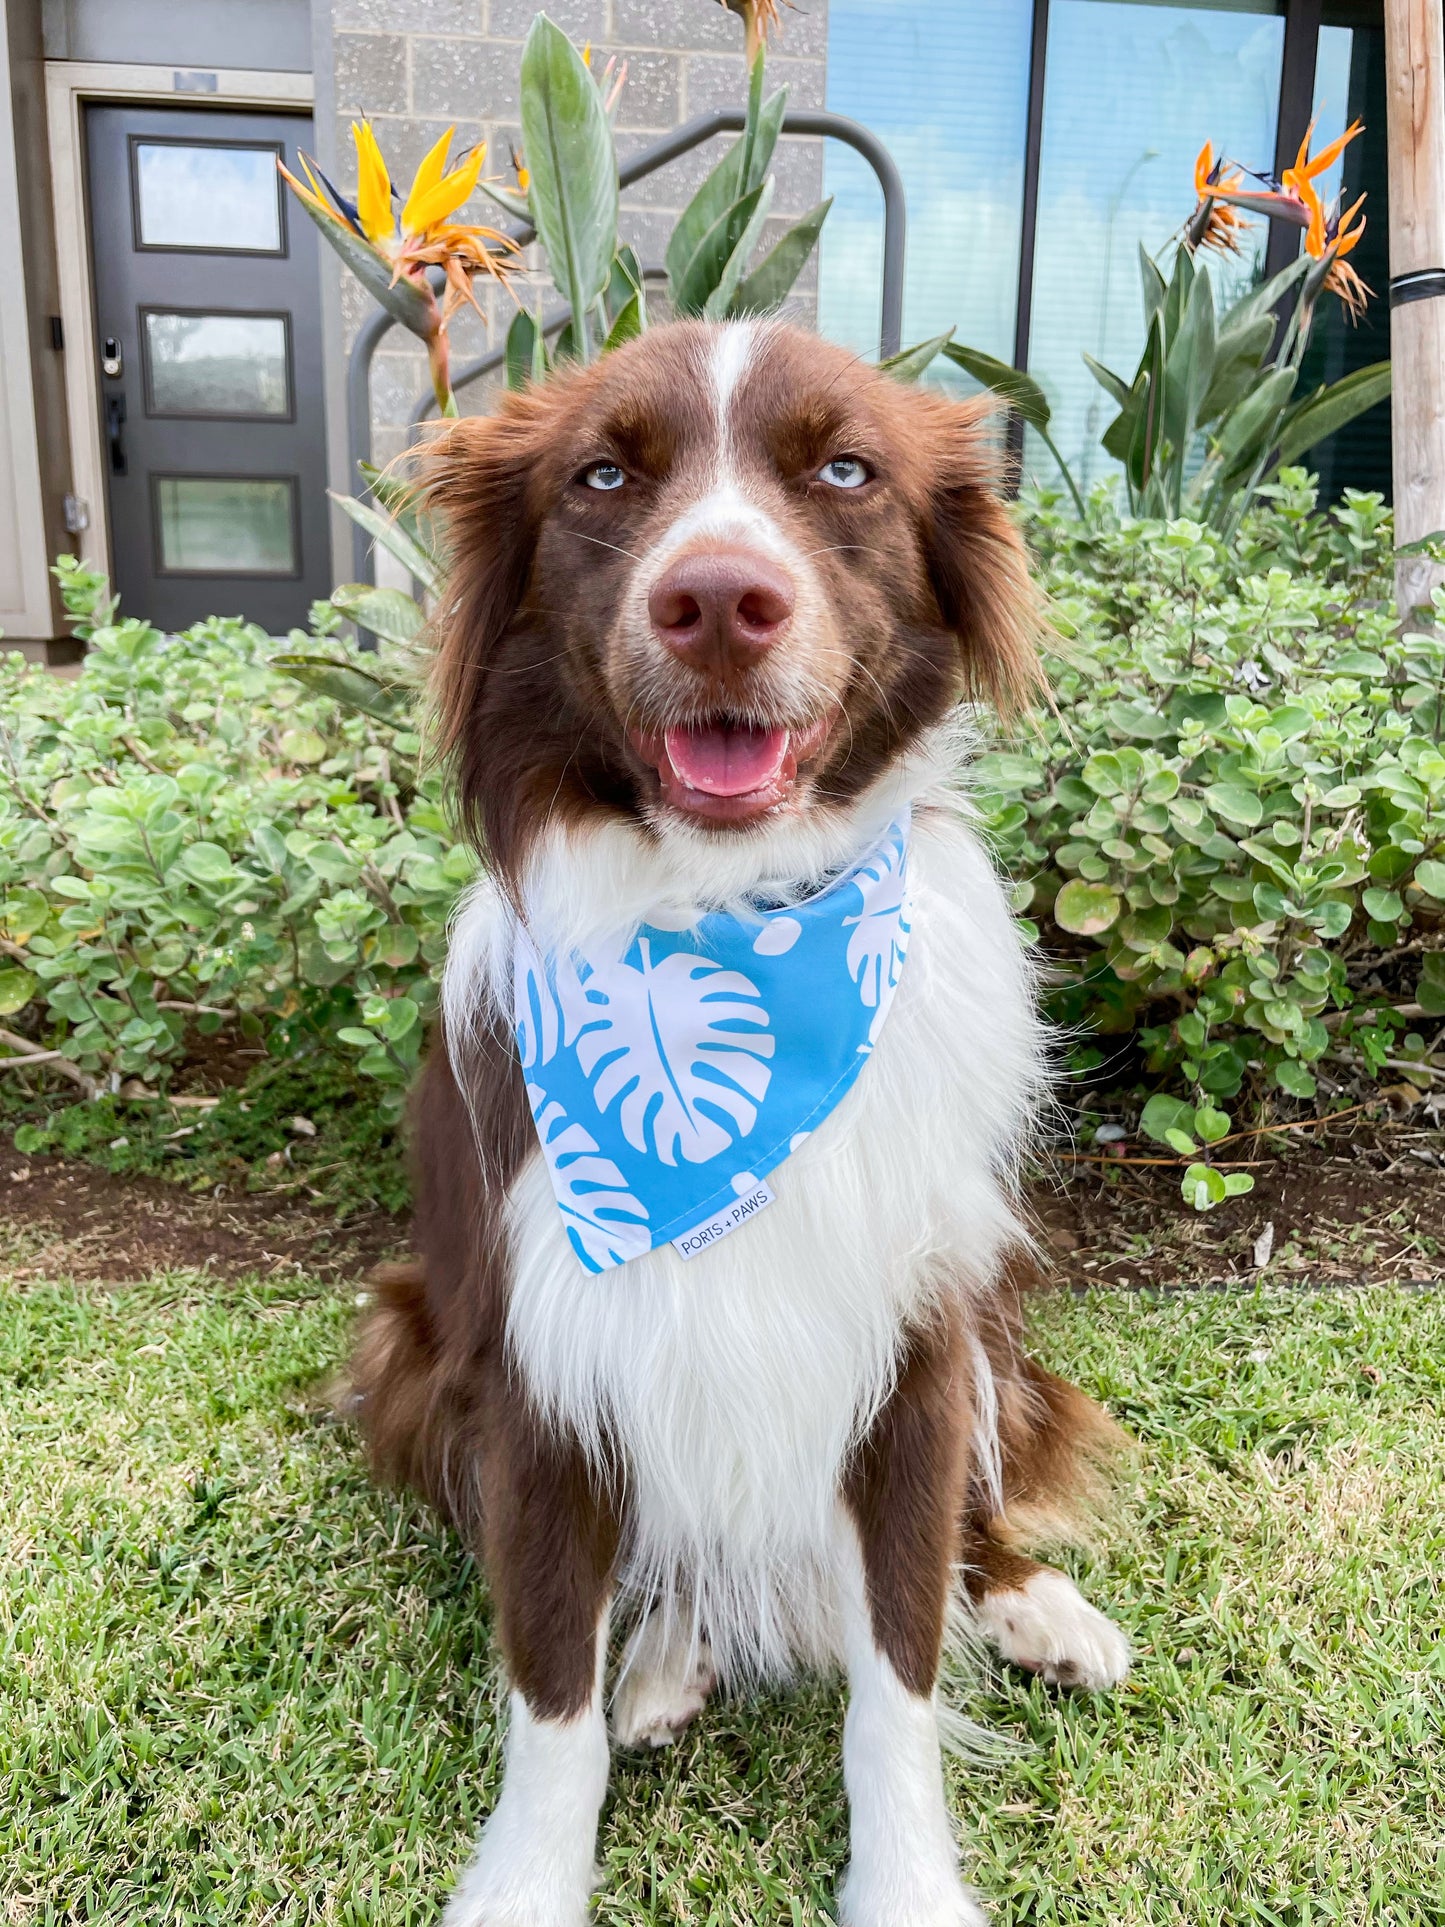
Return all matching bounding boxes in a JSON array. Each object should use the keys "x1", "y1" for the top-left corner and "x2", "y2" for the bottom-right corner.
[{"x1": 631, "y1": 714, "x2": 834, "y2": 825}]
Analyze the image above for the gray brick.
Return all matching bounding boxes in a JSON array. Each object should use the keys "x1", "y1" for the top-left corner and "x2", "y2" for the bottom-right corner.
[
  {"x1": 770, "y1": 0, "x2": 829, "y2": 64},
  {"x1": 335, "y1": 0, "x2": 483, "y2": 28},
  {"x1": 372, "y1": 344, "x2": 432, "y2": 426},
  {"x1": 617, "y1": 129, "x2": 727, "y2": 209},
  {"x1": 488, "y1": 0, "x2": 608, "y2": 40},
  {"x1": 334, "y1": 32, "x2": 410, "y2": 115},
  {"x1": 616, "y1": 205, "x2": 675, "y2": 268},
  {"x1": 411, "y1": 36, "x2": 521, "y2": 120},
  {"x1": 683, "y1": 50, "x2": 822, "y2": 114},
  {"x1": 612, "y1": 51, "x2": 680, "y2": 128},
  {"x1": 610, "y1": 0, "x2": 739, "y2": 52}
]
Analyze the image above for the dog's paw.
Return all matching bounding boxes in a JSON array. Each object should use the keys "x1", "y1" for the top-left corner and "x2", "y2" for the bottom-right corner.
[
  {"x1": 974, "y1": 1568, "x2": 1131, "y2": 1691},
  {"x1": 838, "y1": 1867, "x2": 989, "y2": 1927},
  {"x1": 442, "y1": 1844, "x2": 595, "y2": 1927},
  {"x1": 612, "y1": 1639, "x2": 715, "y2": 1749}
]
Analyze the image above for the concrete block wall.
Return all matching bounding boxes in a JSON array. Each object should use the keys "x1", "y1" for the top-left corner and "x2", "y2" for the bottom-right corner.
[{"x1": 324, "y1": 0, "x2": 829, "y2": 470}]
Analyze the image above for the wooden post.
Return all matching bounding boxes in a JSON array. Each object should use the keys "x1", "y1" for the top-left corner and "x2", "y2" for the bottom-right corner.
[{"x1": 1385, "y1": 0, "x2": 1445, "y2": 614}]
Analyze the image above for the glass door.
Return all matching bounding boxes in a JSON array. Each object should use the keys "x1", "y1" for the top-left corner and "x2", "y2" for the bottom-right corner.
[{"x1": 86, "y1": 104, "x2": 330, "y2": 634}]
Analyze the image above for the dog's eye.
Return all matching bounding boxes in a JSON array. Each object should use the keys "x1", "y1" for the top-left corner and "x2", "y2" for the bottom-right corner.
[
  {"x1": 581, "y1": 462, "x2": 625, "y2": 492},
  {"x1": 817, "y1": 457, "x2": 870, "y2": 490}
]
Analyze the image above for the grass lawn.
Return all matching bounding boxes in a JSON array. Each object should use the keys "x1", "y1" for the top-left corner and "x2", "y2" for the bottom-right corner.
[{"x1": 3, "y1": 1267, "x2": 1442, "y2": 1926}]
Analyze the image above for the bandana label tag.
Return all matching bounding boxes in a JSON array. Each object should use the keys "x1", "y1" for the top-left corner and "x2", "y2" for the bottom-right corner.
[{"x1": 671, "y1": 1178, "x2": 776, "y2": 1261}]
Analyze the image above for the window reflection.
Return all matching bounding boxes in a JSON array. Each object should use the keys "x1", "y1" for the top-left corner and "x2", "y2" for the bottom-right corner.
[
  {"x1": 134, "y1": 142, "x2": 281, "y2": 252},
  {"x1": 144, "y1": 312, "x2": 291, "y2": 418},
  {"x1": 1026, "y1": 0, "x2": 1285, "y2": 487},
  {"x1": 155, "y1": 477, "x2": 297, "y2": 576},
  {"x1": 821, "y1": 0, "x2": 1032, "y2": 367}
]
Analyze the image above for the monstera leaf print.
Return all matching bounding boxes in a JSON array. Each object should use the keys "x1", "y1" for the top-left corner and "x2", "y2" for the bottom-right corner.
[
  {"x1": 843, "y1": 824, "x2": 912, "y2": 1010},
  {"x1": 569, "y1": 937, "x2": 773, "y2": 1166},
  {"x1": 515, "y1": 932, "x2": 561, "y2": 1071},
  {"x1": 529, "y1": 1091, "x2": 651, "y2": 1272}
]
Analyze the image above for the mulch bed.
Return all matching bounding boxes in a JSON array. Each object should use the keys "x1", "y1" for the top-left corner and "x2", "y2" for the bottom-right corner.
[{"x1": 5, "y1": 1123, "x2": 1444, "y2": 1289}]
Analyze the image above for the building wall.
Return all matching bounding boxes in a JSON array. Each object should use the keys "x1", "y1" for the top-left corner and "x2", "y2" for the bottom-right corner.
[
  {"x1": 40, "y1": 0, "x2": 313, "y2": 72},
  {"x1": 2, "y1": 0, "x2": 69, "y2": 640},
  {"x1": 316, "y1": 0, "x2": 829, "y2": 482}
]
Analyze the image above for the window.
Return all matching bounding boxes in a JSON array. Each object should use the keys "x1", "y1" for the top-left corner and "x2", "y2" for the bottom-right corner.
[
  {"x1": 132, "y1": 141, "x2": 283, "y2": 253},
  {"x1": 821, "y1": 0, "x2": 1033, "y2": 365}
]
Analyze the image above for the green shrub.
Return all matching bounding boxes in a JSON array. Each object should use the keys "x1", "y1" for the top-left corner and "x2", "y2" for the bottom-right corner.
[
  {"x1": 7, "y1": 486, "x2": 1445, "y2": 1202},
  {"x1": 0, "y1": 562, "x2": 472, "y2": 1112},
  {"x1": 981, "y1": 472, "x2": 1445, "y2": 1118}
]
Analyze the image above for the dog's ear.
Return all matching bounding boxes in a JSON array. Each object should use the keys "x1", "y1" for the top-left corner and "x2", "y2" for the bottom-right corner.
[
  {"x1": 915, "y1": 393, "x2": 1045, "y2": 722},
  {"x1": 421, "y1": 380, "x2": 573, "y2": 771}
]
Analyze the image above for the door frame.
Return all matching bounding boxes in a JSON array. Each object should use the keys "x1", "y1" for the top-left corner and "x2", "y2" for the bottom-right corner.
[{"x1": 44, "y1": 61, "x2": 315, "y2": 591}]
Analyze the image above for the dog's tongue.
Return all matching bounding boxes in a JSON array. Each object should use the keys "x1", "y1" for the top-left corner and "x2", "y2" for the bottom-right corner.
[{"x1": 663, "y1": 723, "x2": 790, "y2": 797}]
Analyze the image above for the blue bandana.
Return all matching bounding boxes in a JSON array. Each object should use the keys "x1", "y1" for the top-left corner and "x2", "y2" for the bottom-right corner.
[{"x1": 514, "y1": 813, "x2": 912, "y2": 1273}]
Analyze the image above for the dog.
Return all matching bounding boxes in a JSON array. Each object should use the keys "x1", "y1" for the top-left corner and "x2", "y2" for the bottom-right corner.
[{"x1": 353, "y1": 317, "x2": 1131, "y2": 1926}]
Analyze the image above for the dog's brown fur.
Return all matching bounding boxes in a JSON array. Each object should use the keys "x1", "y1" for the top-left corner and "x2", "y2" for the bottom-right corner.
[{"x1": 352, "y1": 320, "x2": 1118, "y2": 1735}]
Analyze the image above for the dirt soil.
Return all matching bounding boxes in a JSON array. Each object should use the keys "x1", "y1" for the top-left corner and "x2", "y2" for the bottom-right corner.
[
  {"x1": 0, "y1": 1143, "x2": 406, "y2": 1283},
  {"x1": 4, "y1": 1125, "x2": 1445, "y2": 1288}
]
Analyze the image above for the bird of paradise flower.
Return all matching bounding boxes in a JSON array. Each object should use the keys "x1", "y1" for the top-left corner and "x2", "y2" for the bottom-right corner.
[
  {"x1": 1184, "y1": 118, "x2": 1372, "y2": 322},
  {"x1": 278, "y1": 121, "x2": 519, "y2": 415}
]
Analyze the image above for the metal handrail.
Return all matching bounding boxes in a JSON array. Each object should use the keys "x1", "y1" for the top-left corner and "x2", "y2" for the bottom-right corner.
[{"x1": 343, "y1": 108, "x2": 906, "y2": 582}]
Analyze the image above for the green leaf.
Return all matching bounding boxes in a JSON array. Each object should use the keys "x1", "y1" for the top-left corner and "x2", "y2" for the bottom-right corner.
[
  {"x1": 943, "y1": 342, "x2": 1051, "y2": 430},
  {"x1": 1054, "y1": 878, "x2": 1122, "y2": 935},
  {"x1": 1138, "y1": 242, "x2": 1167, "y2": 327},
  {"x1": 1272, "y1": 362, "x2": 1392, "y2": 472},
  {"x1": 1082, "y1": 354, "x2": 1132, "y2": 409},
  {"x1": 602, "y1": 290, "x2": 643, "y2": 351},
  {"x1": 0, "y1": 966, "x2": 38, "y2": 1016},
  {"x1": 674, "y1": 179, "x2": 769, "y2": 318},
  {"x1": 1211, "y1": 363, "x2": 1298, "y2": 477},
  {"x1": 1204, "y1": 782, "x2": 1264, "y2": 828},
  {"x1": 180, "y1": 842, "x2": 234, "y2": 883},
  {"x1": 272, "y1": 654, "x2": 414, "y2": 728},
  {"x1": 666, "y1": 143, "x2": 744, "y2": 293},
  {"x1": 1183, "y1": 1163, "x2": 1227, "y2": 1210},
  {"x1": 329, "y1": 491, "x2": 440, "y2": 595},
  {"x1": 1414, "y1": 859, "x2": 1445, "y2": 900},
  {"x1": 730, "y1": 198, "x2": 832, "y2": 317},
  {"x1": 1140, "y1": 1093, "x2": 1196, "y2": 1149},
  {"x1": 702, "y1": 176, "x2": 776, "y2": 321},
  {"x1": 1362, "y1": 886, "x2": 1403, "y2": 922},
  {"x1": 329, "y1": 584, "x2": 425, "y2": 648},
  {"x1": 1417, "y1": 953, "x2": 1445, "y2": 1016},
  {"x1": 878, "y1": 331, "x2": 955, "y2": 384},
  {"x1": 519, "y1": 14, "x2": 619, "y2": 363},
  {"x1": 506, "y1": 307, "x2": 546, "y2": 391}
]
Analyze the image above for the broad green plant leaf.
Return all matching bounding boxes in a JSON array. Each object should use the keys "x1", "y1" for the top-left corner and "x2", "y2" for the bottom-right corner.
[
  {"x1": 1272, "y1": 361, "x2": 1391, "y2": 471},
  {"x1": 330, "y1": 491, "x2": 441, "y2": 595},
  {"x1": 1054, "y1": 878, "x2": 1121, "y2": 935},
  {"x1": 272, "y1": 653, "x2": 415, "y2": 727},
  {"x1": 329, "y1": 583, "x2": 426, "y2": 648},
  {"x1": 519, "y1": 14, "x2": 619, "y2": 364},
  {"x1": 603, "y1": 291, "x2": 643, "y2": 351},
  {"x1": 674, "y1": 179, "x2": 770, "y2": 318},
  {"x1": 878, "y1": 332, "x2": 955, "y2": 382},
  {"x1": 730, "y1": 198, "x2": 832, "y2": 316},
  {"x1": 702, "y1": 177, "x2": 776, "y2": 320},
  {"x1": 943, "y1": 343, "x2": 1052, "y2": 430}
]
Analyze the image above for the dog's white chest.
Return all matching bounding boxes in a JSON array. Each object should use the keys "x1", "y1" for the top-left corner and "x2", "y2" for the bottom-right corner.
[{"x1": 494, "y1": 804, "x2": 1041, "y2": 1667}]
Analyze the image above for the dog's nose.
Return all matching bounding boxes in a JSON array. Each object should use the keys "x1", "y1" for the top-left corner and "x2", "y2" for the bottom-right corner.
[{"x1": 648, "y1": 549, "x2": 795, "y2": 669}]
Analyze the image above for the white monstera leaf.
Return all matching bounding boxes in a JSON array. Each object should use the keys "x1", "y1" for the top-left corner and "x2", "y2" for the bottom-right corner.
[
  {"x1": 530, "y1": 1091, "x2": 650, "y2": 1271},
  {"x1": 844, "y1": 829, "x2": 911, "y2": 1010},
  {"x1": 570, "y1": 937, "x2": 773, "y2": 1166},
  {"x1": 515, "y1": 932, "x2": 561, "y2": 1070}
]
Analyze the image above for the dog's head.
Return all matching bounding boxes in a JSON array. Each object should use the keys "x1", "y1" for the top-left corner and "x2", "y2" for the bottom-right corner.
[{"x1": 424, "y1": 318, "x2": 1040, "y2": 888}]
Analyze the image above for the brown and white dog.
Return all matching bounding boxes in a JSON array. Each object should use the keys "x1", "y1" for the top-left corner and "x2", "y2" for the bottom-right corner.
[{"x1": 355, "y1": 318, "x2": 1130, "y2": 1926}]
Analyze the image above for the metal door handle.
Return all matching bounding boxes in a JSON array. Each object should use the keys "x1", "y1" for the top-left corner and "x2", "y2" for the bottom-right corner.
[{"x1": 105, "y1": 393, "x2": 127, "y2": 475}]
